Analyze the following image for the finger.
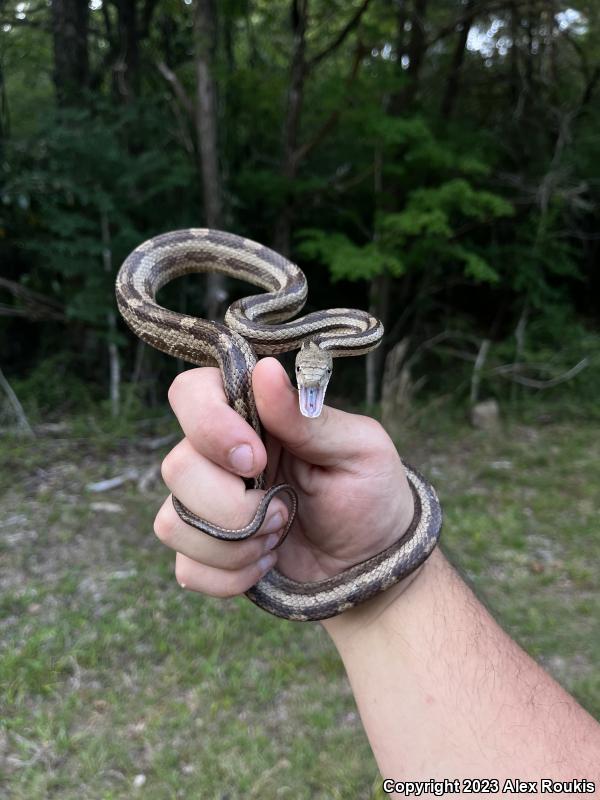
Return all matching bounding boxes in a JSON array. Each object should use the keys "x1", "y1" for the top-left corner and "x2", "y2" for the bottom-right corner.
[
  {"x1": 168, "y1": 367, "x2": 266, "y2": 478},
  {"x1": 154, "y1": 494, "x2": 285, "y2": 570},
  {"x1": 175, "y1": 550, "x2": 277, "y2": 598},
  {"x1": 161, "y1": 437, "x2": 289, "y2": 532},
  {"x1": 253, "y1": 357, "x2": 392, "y2": 467}
]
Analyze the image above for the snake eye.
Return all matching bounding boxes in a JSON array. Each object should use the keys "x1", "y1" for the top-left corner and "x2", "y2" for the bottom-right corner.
[{"x1": 296, "y1": 366, "x2": 300, "y2": 372}]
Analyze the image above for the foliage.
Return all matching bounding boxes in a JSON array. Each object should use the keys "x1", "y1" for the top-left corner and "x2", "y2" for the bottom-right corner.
[
  {"x1": 298, "y1": 122, "x2": 513, "y2": 287},
  {"x1": 0, "y1": 0, "x2": 598, "y2": 412},
  {"x1": 3, "y1": 103, "x2": 195, "y2": 328},
  {"x1": 297, "y1": 229, "x2": 405, "y2": 281},
  {"x1": 6, "y1": 353, "x2": 97, "y2": 420}
]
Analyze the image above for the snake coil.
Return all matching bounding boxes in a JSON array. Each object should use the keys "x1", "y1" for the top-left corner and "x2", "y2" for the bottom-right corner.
[{"x1": 116, "y1": 229, "x2": 442, "y2": 620}]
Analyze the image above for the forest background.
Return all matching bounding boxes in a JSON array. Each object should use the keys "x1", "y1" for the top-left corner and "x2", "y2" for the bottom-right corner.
[
  {"x1": 1, "y1": 2, "x2": 599, "y2": 799},
  {"x1": 1, "y1": 0, "x2": 599, "y2": 421}
]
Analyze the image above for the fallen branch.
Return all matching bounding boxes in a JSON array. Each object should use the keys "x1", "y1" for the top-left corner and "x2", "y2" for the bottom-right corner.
[
  {"x1": 86, "y1": 468, "x2": 139, "y2": 493},
  {"x1": 407, "y1": 332, "x2": 590, "y2": 391},
  {"x1": 140, "y1": 432, "x2": 178, "y2": 451},
  {"x1": 406, "y1": 330, "x2": 481, "y2": 369},
  {"x1": 0, "y1": 277, "x2": 65, "y2": 321},
  {"x1": 492, "y1": 358, "x2": 589, "y2": 388}
]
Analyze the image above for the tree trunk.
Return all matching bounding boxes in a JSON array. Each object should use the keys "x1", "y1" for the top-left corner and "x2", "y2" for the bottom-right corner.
[
  {"x1": 101, "y1": 210, "x2": 121, "y2": 418},
  {"x1": 520, "y1": 0, "x2": 537, "y2": 119},
  {"x1": 366, "y1": 141, "x2": 390, "y2": 406},
  {"x1": 221, "y1": 3, "x2": 238, "y2": 228},
  {"x1": 394, "y1": 0, "x2": 408, "y2": 63},
  {"x1": 194, "y1": 0, "x2": 227, "y2": 319},
  {"x1": 366, "y1": 273, "x2": 391, "y2": 406},
  {"x1": 403, "y1": 0, "x2": 428, "y2": 106},
  {"x1": 511, "y1": 303, "x2": 528, "y2": 403},
  {"x1": 273, "y1": 0, "x2": 309, "y2": 257},
  {"x1": 509, "y1": 1, "x2": 520, "y2": 109},
  {"x1": 0, "y1": 63, "x2": 9, "y2": 143},
  {"x1": 50, "y1": 0, "x2": 89, "y2": 106},
  {"x1": 272, "y1": 0, "x2": 372, "y2": 255},
  {"x1": 114, "y1": 0, "x2": 140, "y2": 101},
  {"x1": 440, "y1": 1, "x2": 475, "y2": 118}
]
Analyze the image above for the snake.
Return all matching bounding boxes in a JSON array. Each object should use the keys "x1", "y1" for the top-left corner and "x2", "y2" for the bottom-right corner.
[{"x1": 115, "y1": 229, "x2": 442, "y2": 621}]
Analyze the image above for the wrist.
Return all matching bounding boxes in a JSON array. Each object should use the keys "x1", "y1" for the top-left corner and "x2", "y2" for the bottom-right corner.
[{"x1": 321, "y1": 545, "x2": 445, "y2": 645}]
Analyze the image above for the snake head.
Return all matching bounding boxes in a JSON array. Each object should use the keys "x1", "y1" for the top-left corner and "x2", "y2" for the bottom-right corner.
[{"x1": 294, "y1": 341, "x2": 333, "y2": 418}]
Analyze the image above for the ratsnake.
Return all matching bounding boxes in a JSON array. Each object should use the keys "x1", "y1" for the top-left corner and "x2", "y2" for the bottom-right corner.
[{"x1": 115, "y1": 229, "x2": 442, "y2": 621}]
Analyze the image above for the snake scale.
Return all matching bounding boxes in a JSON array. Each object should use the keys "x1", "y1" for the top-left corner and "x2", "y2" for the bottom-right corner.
[{"x1": 115, "y1": 229, "x2": 442, "y2": 621}]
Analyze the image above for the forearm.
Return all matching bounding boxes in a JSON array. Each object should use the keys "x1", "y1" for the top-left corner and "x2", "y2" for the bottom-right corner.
[{"x1": 323, "y1": 548, "x2": 600, "y2": 783}]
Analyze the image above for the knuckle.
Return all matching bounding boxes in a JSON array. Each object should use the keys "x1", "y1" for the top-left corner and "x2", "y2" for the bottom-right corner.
[
  {"x1": 160, "y1": 445, "x2": 187, "y2": 487},
  {"x1": 362, "y1": 414, "x2": 385, "y2": 437},
  {"x1": 154, "y1": 503, "x2": 176, "y2": 544},
  {"x1": 362, "y1": 415, "x2": 394, "y2": 451}
]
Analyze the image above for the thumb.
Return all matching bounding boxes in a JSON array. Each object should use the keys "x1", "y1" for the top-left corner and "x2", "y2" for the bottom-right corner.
[{"x1": 252, "y1": 357, "x2": 370, "y2": 467}]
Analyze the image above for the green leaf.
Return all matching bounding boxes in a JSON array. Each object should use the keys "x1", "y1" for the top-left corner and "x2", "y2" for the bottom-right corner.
[
  {"x1": 296, "y1": 229, "x2": 404, "y2": 282},
  {"x1": 451, "y1": 245, "x2": 501, "y2": 284}
]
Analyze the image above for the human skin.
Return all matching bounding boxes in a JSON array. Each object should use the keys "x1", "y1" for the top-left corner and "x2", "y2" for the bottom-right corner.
[{"x1": 155, "y1": 358, "x2": 600, "y2": 787}]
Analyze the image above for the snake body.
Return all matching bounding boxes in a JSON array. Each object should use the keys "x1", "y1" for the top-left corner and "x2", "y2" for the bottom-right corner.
[{"x1": 116, "y1": 229, "x2": 442, "y2": 621}]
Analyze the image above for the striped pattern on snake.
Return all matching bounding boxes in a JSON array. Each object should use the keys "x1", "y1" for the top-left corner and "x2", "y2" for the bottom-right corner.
[{"x1": 115, "y1": 229, "x2": 442, "y2": 620}]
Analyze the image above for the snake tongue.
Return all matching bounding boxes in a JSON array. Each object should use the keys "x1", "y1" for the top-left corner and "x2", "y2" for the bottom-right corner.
[{"x1": 298, "y1": 385, "x2": 326, "y2": 418}]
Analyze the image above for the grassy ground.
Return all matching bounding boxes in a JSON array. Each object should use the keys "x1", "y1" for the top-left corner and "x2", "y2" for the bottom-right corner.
[{"x1": 1, "y1": 409, "x2": 598, "y2": 799}]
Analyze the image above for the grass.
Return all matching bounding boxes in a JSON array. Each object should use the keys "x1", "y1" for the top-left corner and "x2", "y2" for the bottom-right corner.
[{"x1": 0, "y1": 409, "x2": 599, "y2": 798}]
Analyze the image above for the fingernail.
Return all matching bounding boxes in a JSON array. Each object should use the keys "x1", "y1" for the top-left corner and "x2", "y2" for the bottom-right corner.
[
  {"x1": 264, "y1": 512, "x2": 283, "y2": 534},
  {"x1": 229, "y1": 444, "x2": 254, "y2": 474},
  {"x1": 258, "y1": 553, "x2": 276, "y2": 574},
  {"x1": 264, "y1": 533, "x2": 280, "y2": 551}
]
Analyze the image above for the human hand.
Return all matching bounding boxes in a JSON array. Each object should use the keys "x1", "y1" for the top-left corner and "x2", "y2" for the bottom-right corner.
[{"x1": 155, "y1": 357, "x2": 414, "y2": 599}]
